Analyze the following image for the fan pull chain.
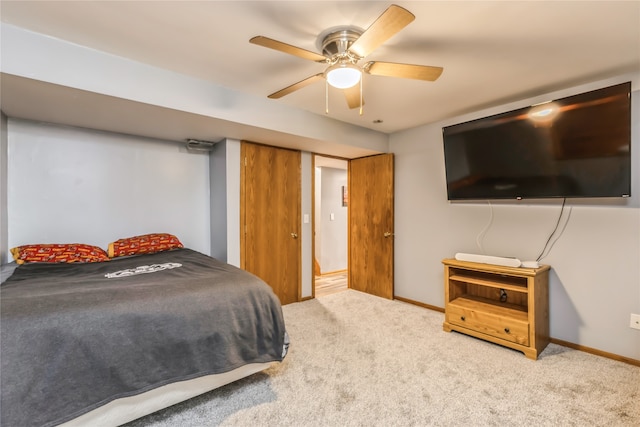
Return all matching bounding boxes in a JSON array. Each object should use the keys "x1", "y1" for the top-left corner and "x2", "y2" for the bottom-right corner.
[
  {"x1": 325, "y1": 80, "x2": 329, "y2": 114},
  {"x1": 359, "y1": 76, "x2": 363, "y2": 116}
]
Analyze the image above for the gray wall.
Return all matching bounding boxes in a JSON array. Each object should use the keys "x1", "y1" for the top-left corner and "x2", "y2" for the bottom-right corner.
[
  {"x1": 0, "y1": 113, "x2": 8, "y2": 267},
  {"x1": 0, "y1": 124, "x2": 314, "y2": 298},
  {"x1": 391, "y1": 74, "x2": 640, "y2": 360},
  {"x1": 5, "y1": 119, "x2": 211, "y2": 260},
  {"x1": 209, "y1": 138, "x2": 243, "y2": 268},
  {"x1": 210, "y1": 139, "x2": 228, "y2": 261}
]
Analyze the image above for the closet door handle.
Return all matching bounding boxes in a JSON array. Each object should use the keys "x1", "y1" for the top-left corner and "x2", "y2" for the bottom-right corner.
[{"x1": 291, "y1": 233, "x2": 298, "y2": 239}]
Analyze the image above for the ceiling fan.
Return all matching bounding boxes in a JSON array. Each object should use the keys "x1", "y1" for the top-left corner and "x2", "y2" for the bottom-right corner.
[{"x1": 249, "y1": 4, "x2": 443, "y2": 114}]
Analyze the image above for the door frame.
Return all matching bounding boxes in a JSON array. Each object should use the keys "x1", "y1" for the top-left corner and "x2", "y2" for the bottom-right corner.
[{"x1": 311, "y1": 154, "x2": 350, "y2": 298}]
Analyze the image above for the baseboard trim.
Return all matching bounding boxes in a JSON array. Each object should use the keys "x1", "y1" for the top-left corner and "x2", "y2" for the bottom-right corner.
[
  {"x1": 393, "y1": 296, "x2": 444, "y2": 313},
  {"x1": 549, "y1": 338, "x2": 640, "y2": 367},
  {"x1": 394, "y1": 296, "x2": 640, "y2": 367},
  {"x1": 318, "y1": 269, "x2": 347, "y2": 276}
]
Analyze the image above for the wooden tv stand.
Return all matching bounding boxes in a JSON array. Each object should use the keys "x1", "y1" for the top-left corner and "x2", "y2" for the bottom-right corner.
[{"x1": 442, "y1": 258, "x2": 550, "y2": 360}]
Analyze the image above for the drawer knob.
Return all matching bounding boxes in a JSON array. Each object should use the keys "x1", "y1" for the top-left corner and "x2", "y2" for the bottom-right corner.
[
  {"x1": 504, "y1": 327, "x2": 510, "y2": 334},
  {"x1": 460, "y1": 316, "x2": 466, "y2": 321}
]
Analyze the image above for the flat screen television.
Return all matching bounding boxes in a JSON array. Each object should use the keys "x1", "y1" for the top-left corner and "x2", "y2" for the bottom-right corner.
[{"x1": 442, "y1": 82, "x2": 632, "y2": 200}]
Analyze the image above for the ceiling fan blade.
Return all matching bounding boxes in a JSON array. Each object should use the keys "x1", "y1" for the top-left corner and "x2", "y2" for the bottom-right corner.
[
  {"x1": 348, "y1": 5, "x2": 415, "y2": 58},
  {"x1": 267, "y1": 74, "x2": 325, "y2": 99},
  {"x1": 250, "y1": 36, "x2": 327, "y2": 62},
  {"x1": 364, "y1": 61, "x2": 443, "y2": 81},
  {"x1": 343, "y1": 85, "x2": 364, "y2": 109}
]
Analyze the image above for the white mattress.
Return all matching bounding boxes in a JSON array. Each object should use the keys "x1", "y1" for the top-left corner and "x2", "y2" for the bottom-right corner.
[{"x1": 60, "y1": 362, "x2": 273, "y2": 427}]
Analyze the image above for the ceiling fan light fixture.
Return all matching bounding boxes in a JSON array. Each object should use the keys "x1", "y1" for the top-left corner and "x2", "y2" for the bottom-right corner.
[{"x1": 325, "y1": 63, "x2": 361, "y2": 89}]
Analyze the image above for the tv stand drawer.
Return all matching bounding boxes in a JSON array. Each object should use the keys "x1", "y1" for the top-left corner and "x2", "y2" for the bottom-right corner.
[{"x1": 447, "y1": 303, "x2": 529, "y2": 346}]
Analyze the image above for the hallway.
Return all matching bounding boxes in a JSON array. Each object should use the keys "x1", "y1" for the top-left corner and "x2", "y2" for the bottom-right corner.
[{"x1": 315, "y1": 272, "x2": 347, "y2": 297}]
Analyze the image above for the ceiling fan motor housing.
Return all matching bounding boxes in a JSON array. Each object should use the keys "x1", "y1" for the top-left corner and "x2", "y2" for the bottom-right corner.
[{"x1": 321, "y1": 29, "x2": 362, "y2": 58}]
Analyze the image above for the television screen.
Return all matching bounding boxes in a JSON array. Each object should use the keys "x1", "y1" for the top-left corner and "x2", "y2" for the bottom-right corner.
[{"x1": 442, "y1": 82, "x2": 632, "y2": 200}]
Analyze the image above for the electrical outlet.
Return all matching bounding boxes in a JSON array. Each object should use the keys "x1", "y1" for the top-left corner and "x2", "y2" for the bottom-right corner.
[{"x1": 631, "y1": 314, "x2": 640, "y2": 330}]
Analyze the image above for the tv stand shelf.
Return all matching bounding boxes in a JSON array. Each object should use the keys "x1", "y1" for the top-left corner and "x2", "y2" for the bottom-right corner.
[
  {"x1": 448, "y1": 274, "x2": 528, "y2": 293},
  {"x1": 442, "y1": 258, "x2": 550, "y2": 360}
]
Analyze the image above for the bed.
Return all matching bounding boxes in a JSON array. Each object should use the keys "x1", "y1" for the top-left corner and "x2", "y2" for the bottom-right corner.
[{"x1": 0, "y1": 248, "x2": 289, "y2": 427}]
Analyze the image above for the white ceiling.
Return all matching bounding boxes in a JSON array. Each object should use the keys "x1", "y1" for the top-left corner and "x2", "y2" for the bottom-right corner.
[{"x1": 1, "y1": 1, "x2": 639, "y2": 135}]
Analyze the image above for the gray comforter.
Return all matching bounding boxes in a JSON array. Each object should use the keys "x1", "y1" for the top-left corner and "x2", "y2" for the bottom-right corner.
[{"x1": 0, "y1": 248, "x2": 288, "y2": 427}]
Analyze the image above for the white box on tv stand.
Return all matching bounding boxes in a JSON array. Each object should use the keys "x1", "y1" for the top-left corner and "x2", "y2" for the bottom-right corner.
[{"x1": 454, "y1": 253, "x2": 522, "y2": 268}]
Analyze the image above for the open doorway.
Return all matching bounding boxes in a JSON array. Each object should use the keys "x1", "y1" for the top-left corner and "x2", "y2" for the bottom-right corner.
[{"x1": 314, "y1": 155, "x2": 348, "y2": 297}]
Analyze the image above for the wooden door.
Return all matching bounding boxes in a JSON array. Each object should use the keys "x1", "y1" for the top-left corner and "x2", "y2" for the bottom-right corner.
[
  {"x1": 349, "y1": 154, "x2": 394, "y2": 299},
  {"x1": 241, "y1": 142, "x2": 301, "y2": 305}
]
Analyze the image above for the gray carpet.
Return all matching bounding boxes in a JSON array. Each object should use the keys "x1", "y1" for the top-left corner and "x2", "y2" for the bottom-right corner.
[{"x1": 126, "y1": 290, "x2": 640, "y2": 426}]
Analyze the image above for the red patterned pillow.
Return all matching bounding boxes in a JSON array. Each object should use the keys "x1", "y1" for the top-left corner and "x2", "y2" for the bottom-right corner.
[
  {"x1": 10, "y1": 243, "x2": 110, "y2": 265},
  {"x1": 107, "y1": 233, "x2": 183, "y2": 258}
]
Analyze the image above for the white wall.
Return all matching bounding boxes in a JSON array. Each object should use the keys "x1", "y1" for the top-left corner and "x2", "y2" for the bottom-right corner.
[
  {"x1": 391, "y1": 74, "x2": 640, "y2": 360},
  {"x1": 319, "y1": 167, "x2": 348, "y2": 273},
  {"x1": 6, "y1": 119, "x2": 211, "y2": 259}
]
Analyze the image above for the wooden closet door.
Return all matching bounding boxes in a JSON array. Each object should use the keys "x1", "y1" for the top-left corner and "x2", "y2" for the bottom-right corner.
[
  {"x1": 241, "y1": 142, "x2": 301, "y2": 305},
  {"x1": 349, "y1": 153, "x2": 394, "y2": 299}
]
